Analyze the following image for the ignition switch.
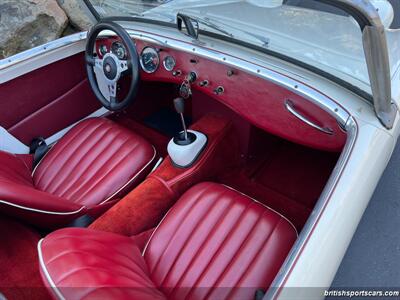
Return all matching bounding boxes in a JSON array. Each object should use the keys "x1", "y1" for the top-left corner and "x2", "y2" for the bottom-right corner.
[{"x1": 187, "y1": 71, "x2": 197, "y2": 83}]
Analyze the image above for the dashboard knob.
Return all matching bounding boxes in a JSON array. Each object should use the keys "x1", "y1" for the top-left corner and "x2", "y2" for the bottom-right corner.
[
  {"x1": 214, "y1": 86, "x2": 225, "y2": 95},
  {"x1": 187, "y1": 71, "x2": 197, "y2": 83},
  {"x1": 172, "y1": 70, "x2": 182, "y2": 76},
  {"x1": 199, "y1": 80, "x2": 209, "y2": 87}
]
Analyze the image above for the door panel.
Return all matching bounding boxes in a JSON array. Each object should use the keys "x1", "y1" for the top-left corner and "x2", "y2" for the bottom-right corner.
[{"x1": 0, "y1": 53, "x2": 100, "y2": 145}]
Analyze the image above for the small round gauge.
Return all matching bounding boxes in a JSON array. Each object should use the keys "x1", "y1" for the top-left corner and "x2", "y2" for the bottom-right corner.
[
  {"x1": 163, "y1": 56, "x2": 176, "y2": 71},
  {"x1": 140, "y1": 47, "x2": 160, "y2": 73},
  {"x1": 99, "y1": 44, "x2": 108, "y2": 56},
  {"x1": 111, "y1": 42, "x2": 127, "y2": 60}
]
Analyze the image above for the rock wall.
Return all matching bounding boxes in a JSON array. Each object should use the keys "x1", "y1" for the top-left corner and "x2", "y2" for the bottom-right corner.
[{"x1": 0, "y1": 0, "x2": 95, "y2": 59}]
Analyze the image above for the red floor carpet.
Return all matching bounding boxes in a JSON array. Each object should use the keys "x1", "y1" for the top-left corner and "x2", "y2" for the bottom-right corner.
[
  {"x1": 219, "y1": 140, "x2": 339, "y2": 231},
  {"x1": 0, "y1": 216, "x2": 50, "y2": 300}
]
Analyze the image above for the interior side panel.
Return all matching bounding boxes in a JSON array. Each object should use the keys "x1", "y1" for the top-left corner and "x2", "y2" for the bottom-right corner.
[{"x1": 0, "y1": 53, "x2": 100, "y2": 144}]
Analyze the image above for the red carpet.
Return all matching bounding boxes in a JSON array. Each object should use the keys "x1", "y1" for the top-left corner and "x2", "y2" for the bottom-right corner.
[
  {"x1": 0, "y1": 216, "x2": 50, "y2": 300},
  {"x1": 219, "y1": 140, "x2": 339, "y2": 231}
]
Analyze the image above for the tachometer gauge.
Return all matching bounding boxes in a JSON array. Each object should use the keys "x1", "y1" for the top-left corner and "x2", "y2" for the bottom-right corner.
[
  {"x1": 163, "y1": 56, "x2": 176, "y2": 71},
  {"x1": 140, "y1": 47, "x2": 160, "y2": 73},
  {"x1": 111, "y1": 42, "x2": 127, "y2": 60}
]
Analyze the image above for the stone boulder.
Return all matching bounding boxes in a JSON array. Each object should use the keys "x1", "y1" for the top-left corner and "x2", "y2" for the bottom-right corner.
[
  {"x1": 57, "y1": 0, "x2": 96, "y2": 31},
  {"x1": 0, "y1": 0, "x2": 68, "y2": 59}
]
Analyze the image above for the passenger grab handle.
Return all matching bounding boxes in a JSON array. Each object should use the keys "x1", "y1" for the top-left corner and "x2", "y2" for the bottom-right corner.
[{"x1": 285, "y1": 99, "x2": 333, "y2": 135}]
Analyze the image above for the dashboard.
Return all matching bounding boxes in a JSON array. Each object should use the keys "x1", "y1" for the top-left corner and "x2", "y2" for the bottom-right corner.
[
  {"x1": 97, "y1": 39, "x2": 173, "y2": 74},
  {"x1": 95, "y1": 37, "x2": 347, "y2": 152}
]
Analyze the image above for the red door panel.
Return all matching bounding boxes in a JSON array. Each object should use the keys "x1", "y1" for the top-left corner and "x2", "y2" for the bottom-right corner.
[{"x1": 0, "y1": 53, "x2": 100, "y2": 145}]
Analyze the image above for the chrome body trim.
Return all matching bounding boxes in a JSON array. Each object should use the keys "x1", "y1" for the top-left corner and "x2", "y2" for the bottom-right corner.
[
  {"x1": 265, "y1": 116, "x2": 358, "y2": 299},
  {"x1": 285, "y1": 99, "x2": 333, "y2": 135}
]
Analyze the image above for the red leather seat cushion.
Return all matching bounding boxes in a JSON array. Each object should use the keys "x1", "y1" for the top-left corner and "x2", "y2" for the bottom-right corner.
[
  {"x1": 144, "y1": 182, "x2": 297, "y2": 299},
  {"x1": 33, "y1": 118, "x2": 155, "y2": 207},
  {"x1": 39, "y1": 228, "x2": 166, "y2": 300},
  {"x1": 39, "y1": 182, "x2": 297, "y2": 300}
]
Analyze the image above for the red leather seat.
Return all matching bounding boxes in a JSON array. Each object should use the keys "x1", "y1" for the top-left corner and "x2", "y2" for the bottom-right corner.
[
  {"x1": 39, "y1": 182, "x2": 297, "y2": 299},
  {"x1": 0, "y1": 118, "x2": 155, "y2": 227}
]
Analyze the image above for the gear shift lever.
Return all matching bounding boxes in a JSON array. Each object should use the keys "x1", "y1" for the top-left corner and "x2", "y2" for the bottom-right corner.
[
  {"x1": 167, "y1": 94, "x2": 207, "y2": 168},
  {"x1": 173, "y1": 97, "x2": 188, "y2": 141}
]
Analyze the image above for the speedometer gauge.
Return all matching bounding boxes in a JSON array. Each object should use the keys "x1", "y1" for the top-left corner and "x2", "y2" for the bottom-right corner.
[{"x1": 140, "y1": 47, "x2": 160, "y2": 73}]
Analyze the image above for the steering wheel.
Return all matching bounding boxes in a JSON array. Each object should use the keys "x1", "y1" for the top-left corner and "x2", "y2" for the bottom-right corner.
[{"x1": 85, "y1": 21, "x2": 140, "y2": 111}]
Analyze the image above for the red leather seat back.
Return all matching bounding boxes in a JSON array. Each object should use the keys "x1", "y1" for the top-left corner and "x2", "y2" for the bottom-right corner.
[
  {"x1": 0, "y1": 151, "x2": 32, "y2": 187},
  {"x1": 33, "y1": 118, "x2": 155, "y2": 207},
  {"x1": 144, "y1": 182, "x2": 297, "y2": 300}
]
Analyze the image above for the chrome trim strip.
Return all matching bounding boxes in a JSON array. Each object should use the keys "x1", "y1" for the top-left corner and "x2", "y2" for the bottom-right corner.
[
  {"x1": 0, "y1": 200, "x2": 85, "y2": 215},
  {"x1": 37, "y1": 239, "x2": 66, "y2": 300},
  {"x1": 265, "y1": 116, "x2": 358, "y2": 299},
  {"x1": 285, "y1": 99, "x2": 333, "y2": 135}
]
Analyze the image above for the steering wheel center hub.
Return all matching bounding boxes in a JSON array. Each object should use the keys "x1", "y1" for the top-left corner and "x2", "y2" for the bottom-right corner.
[{"x1": 103, "y1": 56, "x2": 118, "y2": 80}]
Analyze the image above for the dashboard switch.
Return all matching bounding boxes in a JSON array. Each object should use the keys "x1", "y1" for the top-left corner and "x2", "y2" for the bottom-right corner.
[
  {"x1": 172, "y1": 70, "x2": 182, "y2": 77},
  {"x1": 199, "y1": 80, "x2": 209, "y2": 87},
  {"x1": 214, "y1": 86, "x2": 225, "y2": 95},
  {"x1": 187, "y1": 71, "x2": 197, "y2": 83}
]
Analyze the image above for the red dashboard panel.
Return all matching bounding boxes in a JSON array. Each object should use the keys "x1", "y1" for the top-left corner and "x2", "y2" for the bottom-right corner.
[{"x1": 97, "y1": 38, "x2": 346, "y2": 151}]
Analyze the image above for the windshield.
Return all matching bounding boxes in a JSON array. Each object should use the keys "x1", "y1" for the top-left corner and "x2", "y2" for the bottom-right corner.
[{"x1": 87, "y1": 0, "x2": 385, "y2": 98}]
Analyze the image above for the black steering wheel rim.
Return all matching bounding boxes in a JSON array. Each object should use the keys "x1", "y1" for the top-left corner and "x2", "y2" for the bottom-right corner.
[{"x1": 85, "y1": 21, "x2": 140, "y2": 111}]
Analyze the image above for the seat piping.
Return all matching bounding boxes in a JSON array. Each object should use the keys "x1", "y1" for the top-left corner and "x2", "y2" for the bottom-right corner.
[{"x1": 37, "y1": 239, "x2": 67, "y2": 300}]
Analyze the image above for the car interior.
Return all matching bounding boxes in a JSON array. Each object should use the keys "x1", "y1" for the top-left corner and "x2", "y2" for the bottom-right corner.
[{"x1": 0, "y1": 21, "x2": 348, "y2": 300}]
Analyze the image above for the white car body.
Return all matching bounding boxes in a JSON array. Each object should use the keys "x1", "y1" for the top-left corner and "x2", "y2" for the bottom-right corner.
[{"x1": 0, "y1": 0, "x2": 399, "y2": 299}]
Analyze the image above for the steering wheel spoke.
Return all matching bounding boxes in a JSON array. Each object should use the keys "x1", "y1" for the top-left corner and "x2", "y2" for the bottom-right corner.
[
  {"x1": 107, "y1": 80, "x2": 117, "y2": 99},
  {"x1": 94, "y1": 58, "x2": 103, "y2": 72},
  {"x1": 119, "y1": 60, "x2": 129, "y2": 73}
]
